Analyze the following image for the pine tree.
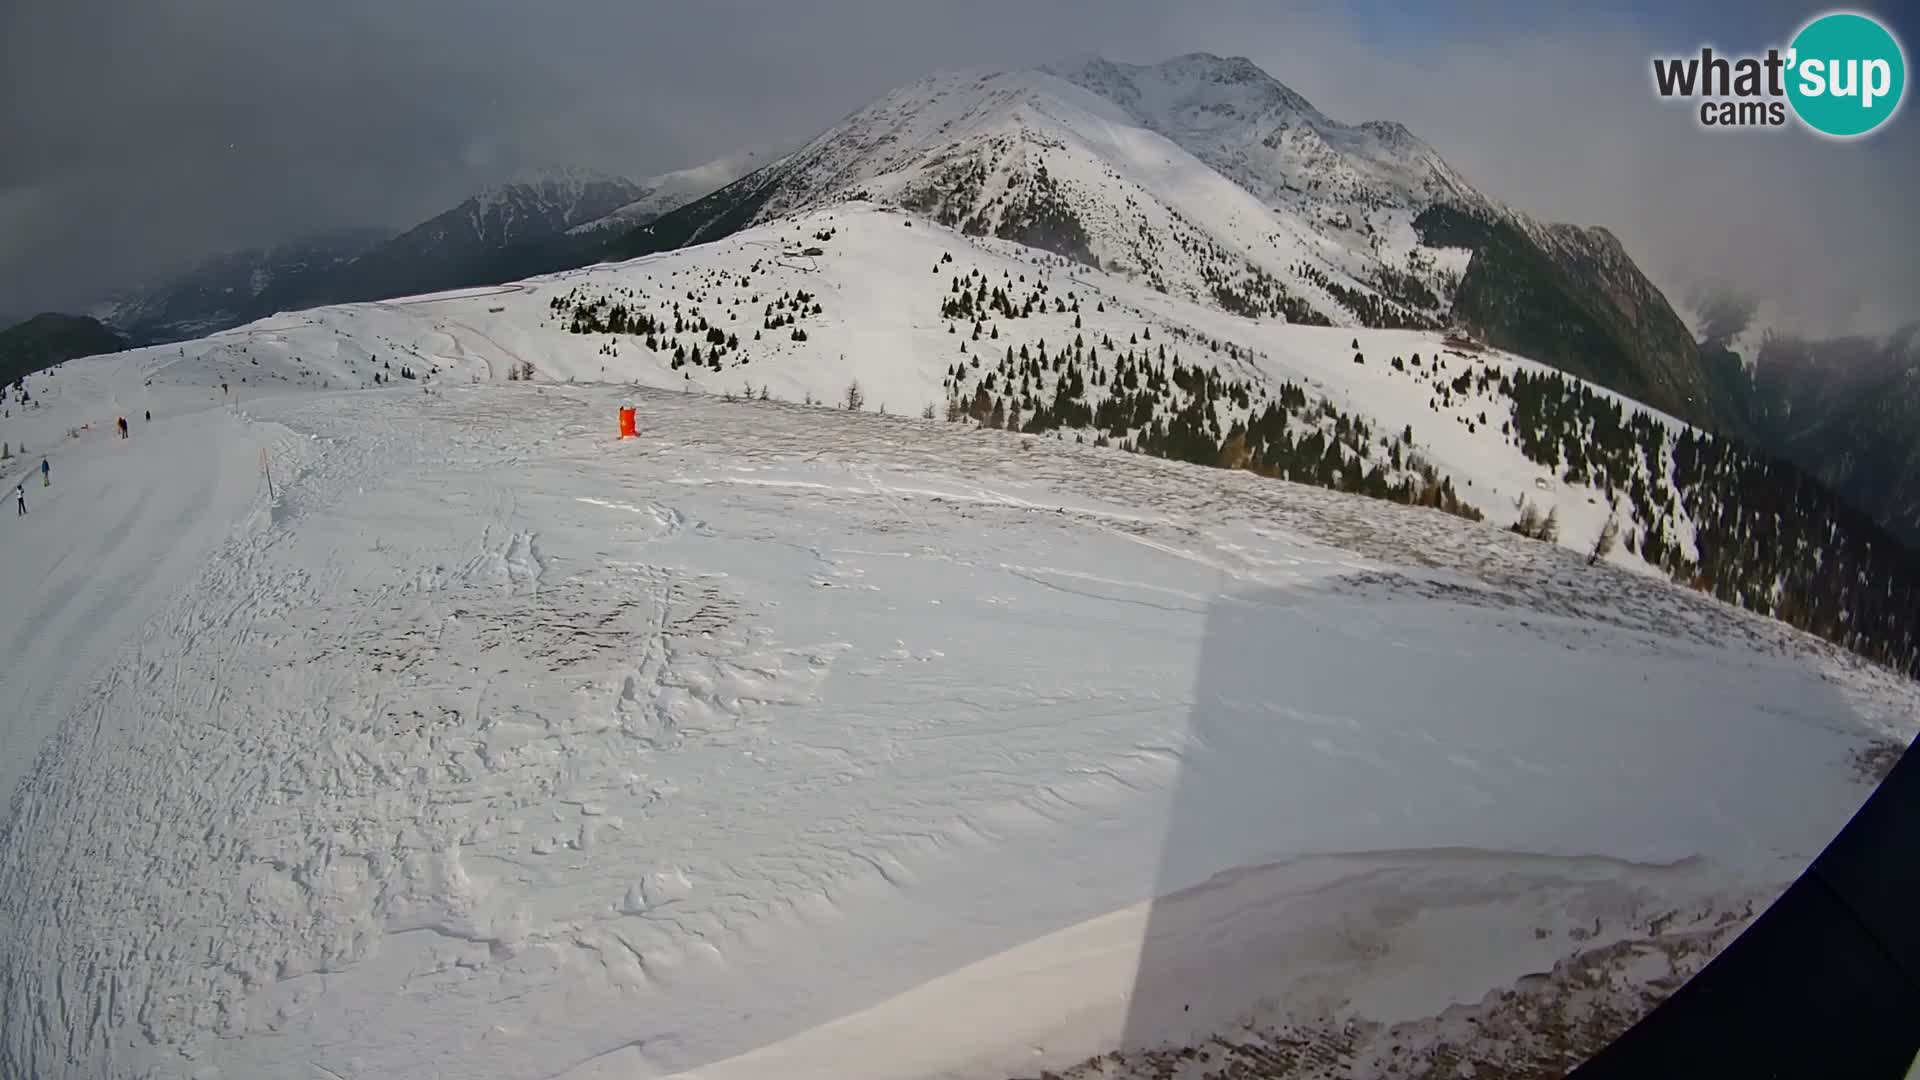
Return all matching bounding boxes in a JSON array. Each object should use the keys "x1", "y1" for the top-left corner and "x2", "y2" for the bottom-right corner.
[
  {"x1": 1514, "y1": 498, "x2": 1543, "y2": 538},
  {"x1": 844, "y1": 380, "x2": 865, "y2": 411},
  {"x1": 1588, "y1": 511, "x2": 1621, "y2": 565}
]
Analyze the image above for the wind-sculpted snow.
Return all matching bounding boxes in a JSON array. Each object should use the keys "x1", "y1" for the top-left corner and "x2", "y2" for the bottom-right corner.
[{"x1": 0, "y1": 371, "x2": 1912, "y2": 1079}]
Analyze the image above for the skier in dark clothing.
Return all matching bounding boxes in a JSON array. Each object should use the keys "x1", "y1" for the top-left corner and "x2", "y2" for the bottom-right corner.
[
  {"x1": 15, "y1": 484, "x2": 24, "y2": 516},
  {"x1": 40, "y1": 458, "x2": 49, "y2": 487},
  {"x1": 145, "y1": 410, "x2": 151, "y2": 423}
]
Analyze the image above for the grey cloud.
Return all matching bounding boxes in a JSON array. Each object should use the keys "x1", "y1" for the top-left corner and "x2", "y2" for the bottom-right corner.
[{"x1": 1, "y1": 0, "x2": 1912, "y2": 337}]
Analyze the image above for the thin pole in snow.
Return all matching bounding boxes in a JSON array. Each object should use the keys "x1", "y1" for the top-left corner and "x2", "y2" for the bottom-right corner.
[{"x1": 260, "y1": 448, "x2": 275, "y2": 499}]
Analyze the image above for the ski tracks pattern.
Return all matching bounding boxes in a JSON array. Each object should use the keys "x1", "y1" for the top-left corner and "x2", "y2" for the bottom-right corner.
[{"x1": 0, "y1": 392, "x2": 845, "y2": 1077}]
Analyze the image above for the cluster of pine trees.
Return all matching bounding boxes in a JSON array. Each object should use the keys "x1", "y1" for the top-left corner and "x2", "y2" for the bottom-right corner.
[
  {"x1": 1204, "y1": 262, "x2": 1330, "y2": 325},
  {"x1": 939, "y1": 265, "x2": 1056, "y2": 322},
  {"x1": 1368, "y1": 266, "x2": 1441, "y2": 312},
  {"x1": 935, "y1": 267, "x2": 1484, "y2": 525},
  {"x1": 546, "y1": 279, "x2": 829, "y2": 376},
  {"x1": 1224, "y1": 404, "x2": 1482, "y2": 519},
  {"x1": 763, "y1": 290, "x2": 822, "y2": 334},
  {"x1": 1500, "y1": 367, "x2": 1920, "y2": 678},
  {"x1": 902, "y1": 157, "x2": 991, "y2": 230},
  {"x1": 989, "y1": 163, "x2": 1097, "y2": 268},
  {"x1": 902, "y1": 153, "x2": 1098, "y2": 270},
  {"x1": 1290, "y1": 261, "x2": 1440, "y2": 331}
]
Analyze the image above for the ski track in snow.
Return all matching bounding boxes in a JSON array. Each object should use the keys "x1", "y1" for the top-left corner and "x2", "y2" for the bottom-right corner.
[{"x1": 0, "y1": 372, "x2": 1914, "y2": 1080}]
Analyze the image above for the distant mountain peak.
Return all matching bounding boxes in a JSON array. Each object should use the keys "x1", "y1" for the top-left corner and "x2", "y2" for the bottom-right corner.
[
  {"x1": 1357, "y1": 119, "x2": 1418, "y2": 146},
  {"x1": 1159, "y1": 51, "x2": 1279, "y2": 84},
  {"x1": 567, "y1": 145, "x2": 793, "y2": 238},
  {"x1": 467, "y1": 167, "x2": 647, "y2": 222},
  {"x1": 488, "y1": 163, "x2": 637, "y2": 194},
  {"x1": 1044, "y1": 52, "x2": 1328, "y2": 127}
]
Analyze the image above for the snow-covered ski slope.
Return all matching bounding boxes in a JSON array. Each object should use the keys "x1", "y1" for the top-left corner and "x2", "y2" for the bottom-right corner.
[{"x1": 2, "y1": 227, "x2": 1917, "y2": 1079}]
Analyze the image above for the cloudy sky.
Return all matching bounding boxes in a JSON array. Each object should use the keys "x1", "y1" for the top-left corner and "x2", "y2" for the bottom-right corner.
[{"x1": 2, "y1": 0, "x2": 1913, "y2": 337}]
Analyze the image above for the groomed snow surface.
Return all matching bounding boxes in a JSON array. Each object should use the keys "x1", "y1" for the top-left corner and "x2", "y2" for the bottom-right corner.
[{"x1": 3, "y1": 213, "x2": 1917, "y2": 1080}]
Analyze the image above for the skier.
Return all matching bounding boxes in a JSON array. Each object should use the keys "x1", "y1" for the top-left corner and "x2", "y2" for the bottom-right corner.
[
  {"x1": 145, "y1": 410, "x2": 152, "y2": 423},
  {"x1": 15, "y1": 484, "x2": 24, "y2": 516},
  {"x1": 40, "y1": 457, "x2": 49, "y2": 487}
]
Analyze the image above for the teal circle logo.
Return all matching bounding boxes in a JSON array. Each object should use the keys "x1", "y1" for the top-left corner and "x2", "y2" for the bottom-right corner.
[{"x1": 1786, "y1": 11, "x2": 1906, "y2": 137}]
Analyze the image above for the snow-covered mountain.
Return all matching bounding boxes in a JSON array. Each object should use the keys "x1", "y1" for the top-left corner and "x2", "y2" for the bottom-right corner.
[
  {"x1": 415, "y1": 166, "x2": 649, "y2": 252},
  {"x1": 1674, "y1": 285, "x2": 1920, "y2": 548},
  {"x1": 1043, "y1": 54, "x2": 1489, "y2": 216},
  {"x1": 614, "y1": 54, "x2": 1724, "y2": 430},
  {"x1": 618, "y1": 63, "x2": 1453, "y2": 324},
  {"x1": 95, "y1": 161, "x2": 770, "y2": 347},
  {"x1": 568, "y1": 146, "x2": 789, "y2": 237},
  {"x1": 252, "y1": 168, "x2": 650, "y2": 312},
  {"x1": 92, "y1": 227, "x2": 392, "y2": 345}
]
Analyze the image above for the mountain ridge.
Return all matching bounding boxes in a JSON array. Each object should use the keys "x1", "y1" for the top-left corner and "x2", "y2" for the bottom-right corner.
[
  {"x1": 88, "y1": 159, "x2": 754, "y2": 346},
  {"x1": 608, "y1": 52, "x2": 1726, "y2": 431},
  {"x1": 93, "y1": 228, "x2": 393, "y2": 345},
  {"x1": 0, "y1": 312, "x2": 128, "y2": 385}
]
